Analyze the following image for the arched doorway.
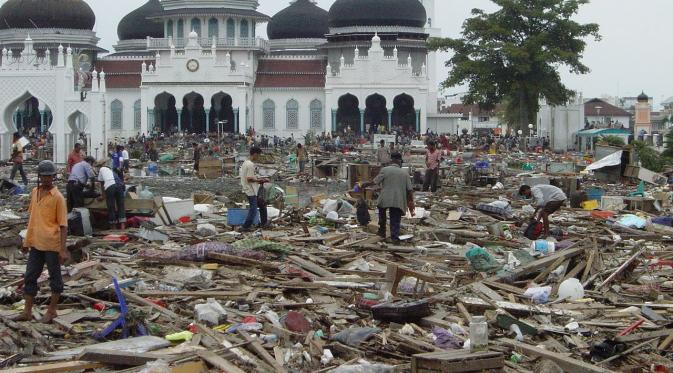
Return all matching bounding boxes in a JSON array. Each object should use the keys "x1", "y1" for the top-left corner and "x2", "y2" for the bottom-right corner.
[
  {"x1": 392, "y1": 94, "x2": 416, "y2": 134},
  {"x1": 336, "y1": 94, "x2": 359, "y2": 135},
  {"x1": 67, "y1": 111, "x2": 89, "y2": 156},
  {"x1": 154, "y1": 92, "x2": 178, "y2": 134},
  {"x1": 365, "y1": 94, "x2": 387, "y2": 133},
  {"x1": 12, "y1": 96, "x2": 52, "y2": 135},
  {"x1": 210, "y1": 92, "x2": 235, "y2": 133},
  {"x1": 181, "y1": 92, "x2": 206, "y2": 133}
]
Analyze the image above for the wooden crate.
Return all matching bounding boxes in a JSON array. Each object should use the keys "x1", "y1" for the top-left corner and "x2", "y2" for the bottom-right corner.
[
  {"x1": 412, "y1": 351, "x2": 504, "y2": 373},
  {"x1": 197, "y1": 158, "x2": 223, "y2": 179}
]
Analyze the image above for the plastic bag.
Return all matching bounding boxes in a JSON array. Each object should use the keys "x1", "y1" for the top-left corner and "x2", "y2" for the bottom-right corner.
[
  {"x1": 194, "y1": 298, "x2": 227, "y2": 326},
  {"x1": 432, "y1": 327, "x2": 463, "y2": 349},
  {"x1": 523, "y1": 286, "x2": 552, "y2": 304},
  {"x1": 618, "y1": 214, "x2": 647, "y2": 229},
  {"x1": 331, "y1": 327, "x2": 381, "y2": 347},
  {"x1": 139, "y1": 360, "x2": 170, "y2": 373},
  {"x1": 328, "y1": 360, "x2": 394, "y2": 373},
  {"x1": 465, "y1": 246, "x2": 502, "y2": 273}
]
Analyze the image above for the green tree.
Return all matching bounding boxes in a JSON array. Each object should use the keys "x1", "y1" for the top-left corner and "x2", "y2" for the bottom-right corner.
[
  {"x1": 663, "y1": 129, "x2": 673, "y2": 158},
  {"x1": 428, "y1": 0, "x2": 600, "y2": 132},
  {"x1": 598, "y1": 135, "x2": 625, "y2": 147}
]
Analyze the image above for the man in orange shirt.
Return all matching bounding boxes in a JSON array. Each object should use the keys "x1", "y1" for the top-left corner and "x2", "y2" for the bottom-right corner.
[
  {"x1": 66, "y1": 143, "x2": 82, "y2": 174},
  {"x1": 15, "y1": 161, "x2": 69, "y2": 323}
]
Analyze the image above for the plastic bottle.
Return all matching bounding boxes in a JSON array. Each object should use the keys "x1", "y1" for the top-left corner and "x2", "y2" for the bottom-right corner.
[
  {"x1": 530, "y1": 240, "x2": 556, "y2": 254},
  {"x1": 469, "y1": 316, "x2": 489, "y2": 352},
  {"x1": 502, "y1": 224, "x2": 513, "y2": 240}
]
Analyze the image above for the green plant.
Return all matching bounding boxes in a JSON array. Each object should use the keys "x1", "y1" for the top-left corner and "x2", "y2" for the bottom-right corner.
[
  {"x1": 632, "y1": 140, "x2": 668, "y2": 172},
  {"x1": 428, "y1": 0, "x2": 600, "y2": 132},
  {"x1": 598, "y1": 135, "x2": 625, "y2": 147}
]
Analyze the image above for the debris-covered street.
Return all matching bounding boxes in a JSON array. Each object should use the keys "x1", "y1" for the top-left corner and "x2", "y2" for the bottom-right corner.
[{"x1": 1, "y1": 136, "x2": 673, "y2": 373}]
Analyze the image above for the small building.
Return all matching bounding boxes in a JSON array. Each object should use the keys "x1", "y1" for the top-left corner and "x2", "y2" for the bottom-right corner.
[
  {"x1": 577, "y1": 128, "x2": 631, "y2": 153},
  {"x1": 584, "y1": 98, "x2": 632, "y2": 129}
]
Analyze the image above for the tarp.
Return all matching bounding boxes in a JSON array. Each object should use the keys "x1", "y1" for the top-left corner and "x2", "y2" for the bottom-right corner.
[{"x1": 586, "y1": 151, "x2": 623, "y2": 171}]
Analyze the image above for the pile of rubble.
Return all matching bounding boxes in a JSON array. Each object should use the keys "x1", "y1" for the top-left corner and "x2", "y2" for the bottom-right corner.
[{"x1": 1, "y1": 144, "x2": 673, "y2": 373}]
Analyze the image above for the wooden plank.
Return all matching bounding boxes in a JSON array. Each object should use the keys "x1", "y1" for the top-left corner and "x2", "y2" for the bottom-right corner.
[
  {"x1": 77, "y1": 348, "x2": 163, "y2": 366},
  {"x1": 500, "y1": 338, "x2": 613, "y2": 373},
  {"x1": 239, "y1": 331, "x2": 288, "y2": 373},
  {"x1": 615, "y1": 328, "x2": 672, "y2": 343},
  {"x1": 488, "y1": 245, "x2": 586, "y2": 283},
  {"x1": 207, "y1": 252, "x2": 278, "y2": 270},
  {"x1": 288, "y1": 255, "x2": 334, "y2": 277},
  {"x1": 134, "y1": 290, "x2": 249, "y2": 298},
  {"x1": 481, "y1": 280, "x2": 525, "y2": 296},
  {"x1": 533, "y1": 256, "x2": 566, "y2": 283},
  {"x1": 4, "y1": 361, "x2": 105, "y2": 373},
  {"x1": 471, "y1": 282, "x2": 504, "y2": 302},
  {"x1": 122, "y1": 290, "x2": 182, "y2": 320},
  {"x1": 198, "y1": 350, "x2": 246, "y2": 373},
  {"x1": 598, "y1": 248, "x2": 646, "y2": 289},
  {"x1": 658, "y1": 331, "x2": 673, "y2": 351}
]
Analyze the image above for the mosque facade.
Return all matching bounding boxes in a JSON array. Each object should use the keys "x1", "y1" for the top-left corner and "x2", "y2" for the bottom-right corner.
[{"x1": 0, "y1": 0, "x2": 440, "y2": 162}]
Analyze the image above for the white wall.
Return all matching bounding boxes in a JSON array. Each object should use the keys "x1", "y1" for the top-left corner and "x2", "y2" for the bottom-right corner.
[
  {"x1": 106, "y1": 89, "x2": 142, "y2": 141},
  {"x1": 253, "y1": 89, "x2": 326, "y2": 138},
  {"x1": 538, "y1": 98, "x2": 585, "y2": 152}
]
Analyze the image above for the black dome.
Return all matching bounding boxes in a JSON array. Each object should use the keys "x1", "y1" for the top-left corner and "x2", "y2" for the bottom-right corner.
[
  {"x1": 638, "y1": 91, "x2": 649, "y2": 102},
  {"x1": 118, "y1": 0, "x2": 164, "y2": 40},
  {"x1": 328, "y1": 0, "x2": 427, "y2": 28},
  {"x1": 268, "y1": 0, "x2": 329, "y2": 40},
  {"x1": 0, "y1": 0, "x2": 95, "y2": 30}
]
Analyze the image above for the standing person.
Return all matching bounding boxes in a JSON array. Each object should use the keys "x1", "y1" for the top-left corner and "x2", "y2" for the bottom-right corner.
[
  {"x1": 111, "y1": 145, "x2": 124, "y2": 178},
  {"x1": 423, "y1": 141, "x2": 441, "y2": 192},
  {"x1": 374, "y1": 152, "x2": 414, "y2": 244},
  {"x1": 239, "y1": 147, "x2": 268, "y2": 232},
  {"x1": 121, "y1": 146, "x2": 130, "y2": 173},
  {"x1": 9, "y1": 132, "x2": 27, "y2": 186},
  {"x1": 66, "y1": 156, "x2": 96, "y2": 212},
  {"x1": 519, "y1": 184, "x2": 567, "y2": 237},
  {"x1": 15, "y1": 161, "x2": 68, "y2": 323},
  {"x1": 97, "y1": 161, "x2": 126, "y2": 230},
  {"x1": 376, "y1": 140, "x2": 391, "y2": 165},
  {"x1": 296, "y1": 144, "x2": 308, "y2": 174},
  {"x1": 66, "y1": 143, "x2": 83, "y2": 175},
  {"x1": 192, "y1": 143, "x2": 201, "y2": 173}
]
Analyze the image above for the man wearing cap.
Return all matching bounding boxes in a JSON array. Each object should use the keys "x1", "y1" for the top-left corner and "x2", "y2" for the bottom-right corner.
[
  {"x1": 67, "y1": 156, "x2": 97, "y2": 212},
  {"x1": 373, "y1": 152, "x2": 415, "y2": 244},
  {"x1": 16, "y1": 160, "x2": 68, "y2": 323}
]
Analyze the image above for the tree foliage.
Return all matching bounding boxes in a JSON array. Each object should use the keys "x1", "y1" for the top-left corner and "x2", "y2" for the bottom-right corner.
[
  {"x1": 598, "y1": 135, "x2": 625, "y2": 147},
  {"x1": 632, "y1": 141, "x2": 671, "y2": 173},
  {"x1": 428, "y1": 0, "x2": 600, "y2": 132},
  {"x1": 663, "y1": 130, "x2": 673, "y2": 158}
]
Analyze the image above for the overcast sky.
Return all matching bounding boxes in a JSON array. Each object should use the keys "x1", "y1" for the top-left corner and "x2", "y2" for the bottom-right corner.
[{"x1": 6, "y1": 0, "x2": 671, "y2": 105}]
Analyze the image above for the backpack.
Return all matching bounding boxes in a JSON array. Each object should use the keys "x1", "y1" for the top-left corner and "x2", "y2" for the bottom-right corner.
[{"x1": 524, "y1": 219, "x2": 544, "y2": 240}]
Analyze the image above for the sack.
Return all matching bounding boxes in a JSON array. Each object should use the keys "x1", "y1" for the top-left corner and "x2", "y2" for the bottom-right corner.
[
  {"x1": 257, "y1": 184, "x2": 266, "y2": 206},
  {"x1": 524, "y1": 219, "x2": 544, "y2": 240}
]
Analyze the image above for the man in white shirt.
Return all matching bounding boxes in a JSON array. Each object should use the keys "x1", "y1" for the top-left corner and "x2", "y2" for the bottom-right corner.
[
  {"x1": 97, "y1": 161, "x2": 126, "y2": 230},
  {"x1": 239, "y1": 147, "x2": 268, "y2": 232},
  {"x1": 121, "y1": 146, "x2": 130, "y2": 172},
  {"x1": 519, "y1": 184, "x2": 567, "y2": 237}
]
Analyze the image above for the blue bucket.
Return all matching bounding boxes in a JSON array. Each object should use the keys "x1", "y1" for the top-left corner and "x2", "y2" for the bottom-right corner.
[
  {"x1": 586, "y1": 187, "x2": 605, "y2": 202},
  {"x1": 227, "y1": 208, "x2": 260, "y2": 226}
]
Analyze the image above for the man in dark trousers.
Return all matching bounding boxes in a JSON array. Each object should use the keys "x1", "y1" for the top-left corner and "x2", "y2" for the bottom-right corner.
[
  {"x1": 9, "y1": 132, "x2": 27, "y2": 186},
  {"x1": 15, "y1": 161, "x2": 68, "y2": 323},
  {"x1": 374, "y1": 152, "x2": 414, "y2": 244},
  {"x1": 66, "y1": 156, "x2": 97, "y2": 211}
]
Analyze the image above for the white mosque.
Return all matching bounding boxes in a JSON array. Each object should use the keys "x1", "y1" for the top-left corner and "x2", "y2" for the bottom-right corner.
[{"x1": 0, "y1": 0, "x2": 441, "y2": 163}]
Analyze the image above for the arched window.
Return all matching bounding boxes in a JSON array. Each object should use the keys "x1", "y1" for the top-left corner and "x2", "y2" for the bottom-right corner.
[
  {"x1": 166, "y1": 20, "x2": 173, "y2": 38},
  {"x1": 177, "y1": 19, "x2": 184, "y2": 38},
  {"x1": 263, "y1": 99, "x2": 275, "y2": 129},
  {"x1": 208, "y1": 18, "x2": 218, "y2": 39},
  {"x1": 286, "y1": 99, "x2": 299, "y2": 129},
  {"x1": 111, "y1": 100, "x2": 123, "y2": 130},
  {"x1": 310, "y1": 99, "x2": 323, "y2": 130},
  {"x1": 191, "y1": 18, "x2": 201, "y2": 36},
  {"x1": 226, "y1": 19, "x2": 235, "y2": 40},
  {"x1": 134, "y1": 100, "x2": 141, "y2": 130},
  {"x1": 240, "y1": 19, "x2": 249, "y2": 39}
]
